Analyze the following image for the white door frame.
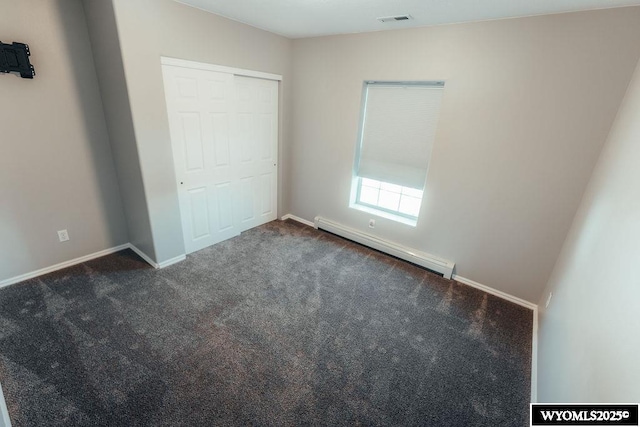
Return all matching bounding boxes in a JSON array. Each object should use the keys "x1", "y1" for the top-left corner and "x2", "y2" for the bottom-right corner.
[{"x1": 160, "y1": 57, "x2": 282, "y2": 82}]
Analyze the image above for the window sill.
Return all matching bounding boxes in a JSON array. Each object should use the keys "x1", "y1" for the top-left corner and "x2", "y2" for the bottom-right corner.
[{"x1": 349, "y1": 203, "x2": 418, "y2": 227}]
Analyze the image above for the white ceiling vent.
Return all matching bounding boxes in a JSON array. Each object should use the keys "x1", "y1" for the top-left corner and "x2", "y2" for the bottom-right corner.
[{"x1": 377, "y1": 14, "x2": 413, "y2": 23}]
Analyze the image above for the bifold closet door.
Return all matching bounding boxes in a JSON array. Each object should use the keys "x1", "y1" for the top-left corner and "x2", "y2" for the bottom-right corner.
[{"x1": 162, "y1": 64, "x2": 278, "y2": 254}]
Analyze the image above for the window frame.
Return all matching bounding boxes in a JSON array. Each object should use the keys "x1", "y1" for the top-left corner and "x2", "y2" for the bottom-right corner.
[{"x1": 355, "y1": 177, "x2": 423, "y2": 221}]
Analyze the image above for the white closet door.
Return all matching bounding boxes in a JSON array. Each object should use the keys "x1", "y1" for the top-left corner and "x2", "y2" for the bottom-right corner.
[
  {"x1": 162, "y1": 65, "x2": 240, "y2": 254},
  {"x1": 234, "y1": 76, "x2": 279, "y2": 232},
  {"x1": 163, "y1": 64, "x2": 279, "y2": 254}
]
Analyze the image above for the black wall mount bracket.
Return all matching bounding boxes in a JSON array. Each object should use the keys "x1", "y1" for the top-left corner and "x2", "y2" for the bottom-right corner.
[{"x1": 0, "y1": 41, "x2": 36, "y2": 79}]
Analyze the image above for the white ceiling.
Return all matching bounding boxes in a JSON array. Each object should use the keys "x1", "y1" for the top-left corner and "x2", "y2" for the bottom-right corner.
[{"x1": 175, "y1": 0, "x2": 640, "y2": 39}]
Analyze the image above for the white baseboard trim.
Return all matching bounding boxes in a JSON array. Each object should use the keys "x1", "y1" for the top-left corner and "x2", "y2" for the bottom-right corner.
[
  {"x1": 0, "y1": 381, "x2": 10, "y2": 427},
  {"x1": 0, "y1": 244, "x2": 130, "y2": 289},
  {"x1": 280, "y1": 214, "x2": 316, "y2": 228},
  {"x1": 452, "y1": 274, "x2": 537, "y2": 310},
  {"x1": 0, "y1": 243, "x2": 187, "y2": 290},
  {"x1": 158, "y1": 254, "x2": 187, "y2": 269},
  {"x1": 127, "y1": 245, "x2": 185, "y2": 269}
]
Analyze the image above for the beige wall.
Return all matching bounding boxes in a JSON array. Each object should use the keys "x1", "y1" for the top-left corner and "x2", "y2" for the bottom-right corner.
[
  {"x1": 110, "y1": 0, "x2": 293, "y2": 263},
  {"x1": 83, "y1": 0, "x2": 155, "y2": 260},
  {"x1": 537, "y1": 58, "x2": 640, "y2": 402},
  {"x1": 0, "y1": 0, "x2": 128, "y2": 283},
  {"x1": 289, "y1": 7, "x2": 640, "y2": 302}
]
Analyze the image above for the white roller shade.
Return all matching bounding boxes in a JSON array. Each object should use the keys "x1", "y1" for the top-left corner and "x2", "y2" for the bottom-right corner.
[{"x1": 357, "y1": 84, "x2": 444, "y2": 189}]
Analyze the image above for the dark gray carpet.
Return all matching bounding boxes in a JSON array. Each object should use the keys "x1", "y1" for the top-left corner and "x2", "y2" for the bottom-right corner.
[{"x1": 0, "y1": 220, "x2": 532, "y2": 426}]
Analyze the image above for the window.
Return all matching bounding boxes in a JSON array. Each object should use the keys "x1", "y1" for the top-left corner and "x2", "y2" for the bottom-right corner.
[
  {"x1": 357, "y1": 178, "x2": 424, "y2": 218},
  {"x1": 351, "y1": 81, "x2": 444, "y2": 225}
]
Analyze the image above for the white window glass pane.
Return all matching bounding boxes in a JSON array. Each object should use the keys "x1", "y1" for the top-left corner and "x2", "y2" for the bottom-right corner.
[
  {"x1": 361, "y1": 178, "x2": 381, "y2": 188},
  {"x1": 378, "y1": 190, "x2": 401, "y2": 211},
  {"x1": 402, "y1": 187, "x2": 424, "y2": 198},
  {"x1": 399, "y1": 196, "x2": 422, "y2": 217},
  {"x1": 359, "y1": 185, "x2": 379, "y2": 205},
  {"x1": 380, "y1": 182, "x2": 403, "y2": 193}
]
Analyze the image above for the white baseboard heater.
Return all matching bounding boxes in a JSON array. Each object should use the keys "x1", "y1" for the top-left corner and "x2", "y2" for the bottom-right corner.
[{"x1": 314, "y1": 216, "x2": 455, "y2": 279}]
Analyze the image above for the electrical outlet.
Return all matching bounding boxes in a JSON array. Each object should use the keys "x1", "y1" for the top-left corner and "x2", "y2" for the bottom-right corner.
[
  {"x1": 57, "y1": 229, "x2": 70, "y2": 242},
  {"x1": 545, "y1": 292, "x2": 553, "y2": 308},
  {"x1": 368, "y1": 219, "x2": 375, "y2": 228}
]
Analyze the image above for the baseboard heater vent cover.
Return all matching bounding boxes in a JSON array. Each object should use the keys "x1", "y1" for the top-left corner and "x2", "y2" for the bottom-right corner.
[{"x1": 314, "y1": 216, "x2": 455, "y2": 279}]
